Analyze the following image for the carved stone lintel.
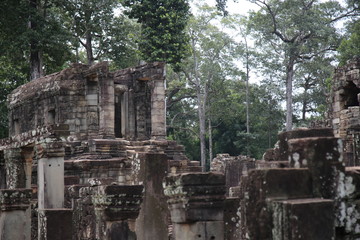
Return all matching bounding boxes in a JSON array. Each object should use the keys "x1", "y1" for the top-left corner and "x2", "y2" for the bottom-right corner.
[
  {"x1": 92, "y1": 185, "x2": 144, "y2": 221},
  {"x1": 164, "y1": 172, "x2": 226, "y2": 223},
  {"x1": 0, "y1": 189, "x2": 32, "y2": 211}
]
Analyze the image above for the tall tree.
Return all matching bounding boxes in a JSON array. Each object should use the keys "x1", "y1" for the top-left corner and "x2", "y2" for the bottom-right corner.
[
  {"x1": 338, "y1": 20, "x2": 360, "y2": 65},
  {"x1": 56, "y1": 0, "x2": 139, "y2": 67},
  {"x1": 123, "y1": 0, "x2": 190, "y2": 69},
  {"x1": 218, "y1": 0, "x2": 359, "y2": 130},
  {"x1": 1, "y1": 0, "x2": 73, "y2": 79},
  {"x1": 178, "y1": 5, "x2": 239, "y2": 170},
  {"x1": 293, "y1": 56, "x2": 333, "y2": 124}
]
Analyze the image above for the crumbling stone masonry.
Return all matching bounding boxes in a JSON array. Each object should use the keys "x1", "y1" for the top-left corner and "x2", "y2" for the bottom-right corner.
[
  {"x1": 4, "y1": 59, "x2": 360, "y2": 240},
  {"x1": 207, "y1": 127, "x2": 360, "y2": 240},
  {"x1": 330, "y1": 58, "x2": 360, "y2": 166},
  {"x1": 164, "y1": 172, "x2": 226, "y2": 240},
  {"x1": 0, "y1": 62, "x2": 200, "y2": 240}
]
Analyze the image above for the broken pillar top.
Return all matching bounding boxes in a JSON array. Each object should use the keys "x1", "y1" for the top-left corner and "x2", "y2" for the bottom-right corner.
[
  {"x1": 164, "y1": 172, "x2": 226, "y2": 223},
  {"x1": 0, "y1": 189, "x2": 32, "y2": 211},
  {"x1": 91, "y1": 185, "x2": 144, "y2": 221},
  {"x1": 278, "y1": 127, "x2": 334, "y2": 161},
  {"x1": 244, "y1": 168, "x2": 313, "y2": 200},
  {"x1": 164, "y1": 172, "x2": 225, "y2": 187}
]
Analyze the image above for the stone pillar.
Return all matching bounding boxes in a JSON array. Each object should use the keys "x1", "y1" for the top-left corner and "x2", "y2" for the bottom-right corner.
[
  {"x1": 239, "y1": 169, "x2": 313, "y2": 239},
  {"x1": 151, "y1": 73, "x2": 166, "y2": 140},
  {"x1": 0, "y1": 189, "x2": 32, "y2": 240},
  {"x1": 277, "y1": 128, "x2": 334, "y2": 161},
  {"x1": 0, "y1": 151, "x2": 6, "y2": 189},
  {"x1": 21, "y1": 147, "x2": 34, "y2": 189},
  {"x1": 99, "y1": 74, "x2": 115, "y2": 139},
  {"x1": 288, "y1": 136, "x2": 344, "y2": 200},
  {"x1": 135, "y1": 153, "x2": 169, "y2": 240},
  {"x1": 164, "y1": 172, "x2": 226, "y2": 240},
  {"x1": 272, "y1": 198, "x2": 334, "y2": 240},
  {"x1": 92, "y1": 185, "x2": 143, "y2": 240},
  {"x1": 36, "y1": 139, "x2": 65, "y2": 209},
  {"x1": 128, "y1": 89, "x2": 136, "y2": 140},
  {"x1": 4, "y1": 148, "x2": 25, "y2": 189},
  {"x1": 224, "y1": 197, "x2": 241, "y2": 240}
]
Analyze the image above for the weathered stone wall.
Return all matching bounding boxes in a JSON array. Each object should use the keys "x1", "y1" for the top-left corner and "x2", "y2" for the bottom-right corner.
[
  {"x1": 8, "y1": 64, "x2": 89, "y2": 139},
  {"x1": 7, "y1": 62, "x2": 167, "y2": 142},
  {"x1": 0, "y1": 61, "x2": 200, "y2": 240},
  {"x1": 210, "y1": 154, "x2": 255, "y2": 196},
  {"x1": 329, "y1": 58, "x2": 360, "y2": 166}
]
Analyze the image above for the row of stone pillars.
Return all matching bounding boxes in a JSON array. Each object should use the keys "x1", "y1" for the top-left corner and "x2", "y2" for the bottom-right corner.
[
  {"x1": 0, "y1": 126, "x2": 71, "y2": 240},
  {"x1": 0, "y1": 140, "x2": 148, "y2": 239}
]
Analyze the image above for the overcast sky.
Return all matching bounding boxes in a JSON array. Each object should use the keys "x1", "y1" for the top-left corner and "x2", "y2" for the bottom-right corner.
[{"x1": 191, "y1": 0, "x2": 260, "y2": 15}]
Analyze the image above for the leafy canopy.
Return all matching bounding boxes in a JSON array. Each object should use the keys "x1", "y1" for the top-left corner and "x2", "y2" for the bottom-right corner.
[{"x1": 123, "y1": 0, "x2": 190, "y2": 69}]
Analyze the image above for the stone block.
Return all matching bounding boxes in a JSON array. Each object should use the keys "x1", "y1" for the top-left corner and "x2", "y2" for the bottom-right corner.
[
  {"x1": 164, "y1": 172, "x2": 226, "y2": 223},
  {"x1": 0, "y1": 210, "x2": 31, "y2": 240},
  {"x1": 288, "y1": 137, "x2": 344, "y2": 199},
  {"x1": 239, "y1": 169, "x2": 313, "y2": 240},
  {"x1": 92, "y1": 185, "x2": 143, "y2": 221},
  {"x1": 38, "y1": 156, "x2": 64, "y2": 209},
  {"x1": 224, "y1": 197, "x2": 240, "y2": 240},
  {"x1": 255, "y1": 160, "x2": 288, "y2": 169},
  {"x1": 38, "y1": 209, "x2": 73, "y2": 240},
  {"x1": 173, "y1": 221, "x2": 224, "y2": 240},
  {"x1": 272, "y1": 198, "x2": 334, "y2": 240},
  {"x1": 278, "y1": 128, "x2": 334, "y2": 161},
  {"x1": 135, "y1": 153, "x2": 169, "y2": 240},
  {"x1": 247, "y1": 168, "x2": 313, "y2": 199},
  {"x1": 64, "y1": 175, "x2": 80, "y2": 185},
  {"x1": 344, "y1": 167, "x2": 360, "y2": 199}
]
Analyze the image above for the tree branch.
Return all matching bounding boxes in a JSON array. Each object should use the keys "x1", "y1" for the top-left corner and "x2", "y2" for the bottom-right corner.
[{"x1": 329, "y1": 8, "x2": 360, "y2": 23}]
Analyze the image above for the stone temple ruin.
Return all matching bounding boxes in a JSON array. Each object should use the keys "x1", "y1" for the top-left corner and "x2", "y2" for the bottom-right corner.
[{"x1": 1, "y1": 59, "x2": 360, "y2": 239}]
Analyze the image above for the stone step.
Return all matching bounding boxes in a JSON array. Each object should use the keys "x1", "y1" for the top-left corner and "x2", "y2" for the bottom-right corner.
[
  {"x1": 272, "y1": 198, "x2": 334, "y2": 240},
  {"x1": 64, "y1": 175, "x2": 80, "y2": 186}
]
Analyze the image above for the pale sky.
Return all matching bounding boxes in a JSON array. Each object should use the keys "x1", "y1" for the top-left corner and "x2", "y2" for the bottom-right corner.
[{"x1": 191, "y1": 0, "x2": 260, "y2": 15}]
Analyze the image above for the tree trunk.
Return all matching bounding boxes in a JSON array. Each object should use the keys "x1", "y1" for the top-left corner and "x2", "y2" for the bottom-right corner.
[
  {"x1": 30, "y1": 50, "x2": 43, "y2": 80},
  {"x1": 208, "y1": 119, "x2": 213, "y2": 164},
  {"x1": 192, "y1": 38, "x2": 207, "y2": 172},
  {"x1": 197, "y1": 96, "x2": 207, "y2": 172},
  {"x1": 29, "y1": 0, "x2": 43, "y2": 80},
  {"x1": 245, "y1": 38, "x2": 250, "y2": 135},
  {"x1": 302, "y1": 95, "x2": 307, "y2": 121},
  {"x1": 86, "y1": 31, "x2": 94, "y2": 65},
  {"x1": 285, "y1": 57, "x2": 295, "y2": 131}
]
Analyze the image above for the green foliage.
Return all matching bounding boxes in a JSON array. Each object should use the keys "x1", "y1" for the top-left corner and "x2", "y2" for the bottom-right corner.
[
  {"x1": 211, "y1": 81, "x2": 284, "y2": 159},
  {"x1": 0, "y1": 57, "x2": 28, "y2": 138},
  {"x1": 56, "y1": 0, "x2": 140, "y2": 67},
  {"x1": 0, "y1": 0, "x2": 73, "y2": 74},
  {"x1": 123, "y1": 0, "x2": 190, "y2": 69},
  {"x1": 293, "y1": 56, "x2": 334, "y2": 124},
  {"x1": 338, "y1": 20, "x2": 360, "y2": 65},
  {"x1": 0, "y1": 0, "x2": 141, "y2": 136}
]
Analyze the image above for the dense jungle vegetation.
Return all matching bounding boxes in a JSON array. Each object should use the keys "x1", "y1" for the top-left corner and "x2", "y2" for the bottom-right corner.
[{"x1": 1, "y1": 0, "x2": 359, "y2": 168}]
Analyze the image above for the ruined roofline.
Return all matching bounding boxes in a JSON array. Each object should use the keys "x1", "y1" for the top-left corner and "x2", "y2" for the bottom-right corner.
[
  {"x1": 113, "y1": 61, "x2": 166, "y2": 84},
  {"x1": 7, "y1": 61, "x2": 166, "y2": 108},
  {"x1": 7, "y1": 63, "x2": 91, "y2": 108}
]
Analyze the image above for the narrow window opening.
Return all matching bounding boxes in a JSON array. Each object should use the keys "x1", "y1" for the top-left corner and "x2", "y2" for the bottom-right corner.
[
  {"x1": 48, "y1": 109, "x2": 56, "y2": 125},
  {"x1": 14, "y1": 119, "x2": 20, "y2": 135}
]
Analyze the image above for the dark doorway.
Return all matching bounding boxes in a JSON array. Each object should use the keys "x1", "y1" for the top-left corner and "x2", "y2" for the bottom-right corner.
[
  {"x1": 343, "y1": 81, "x2": 360, "y2": 109},
  {"x1": 115, "y1": 93, "x2": 122, "y2": 138}
]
